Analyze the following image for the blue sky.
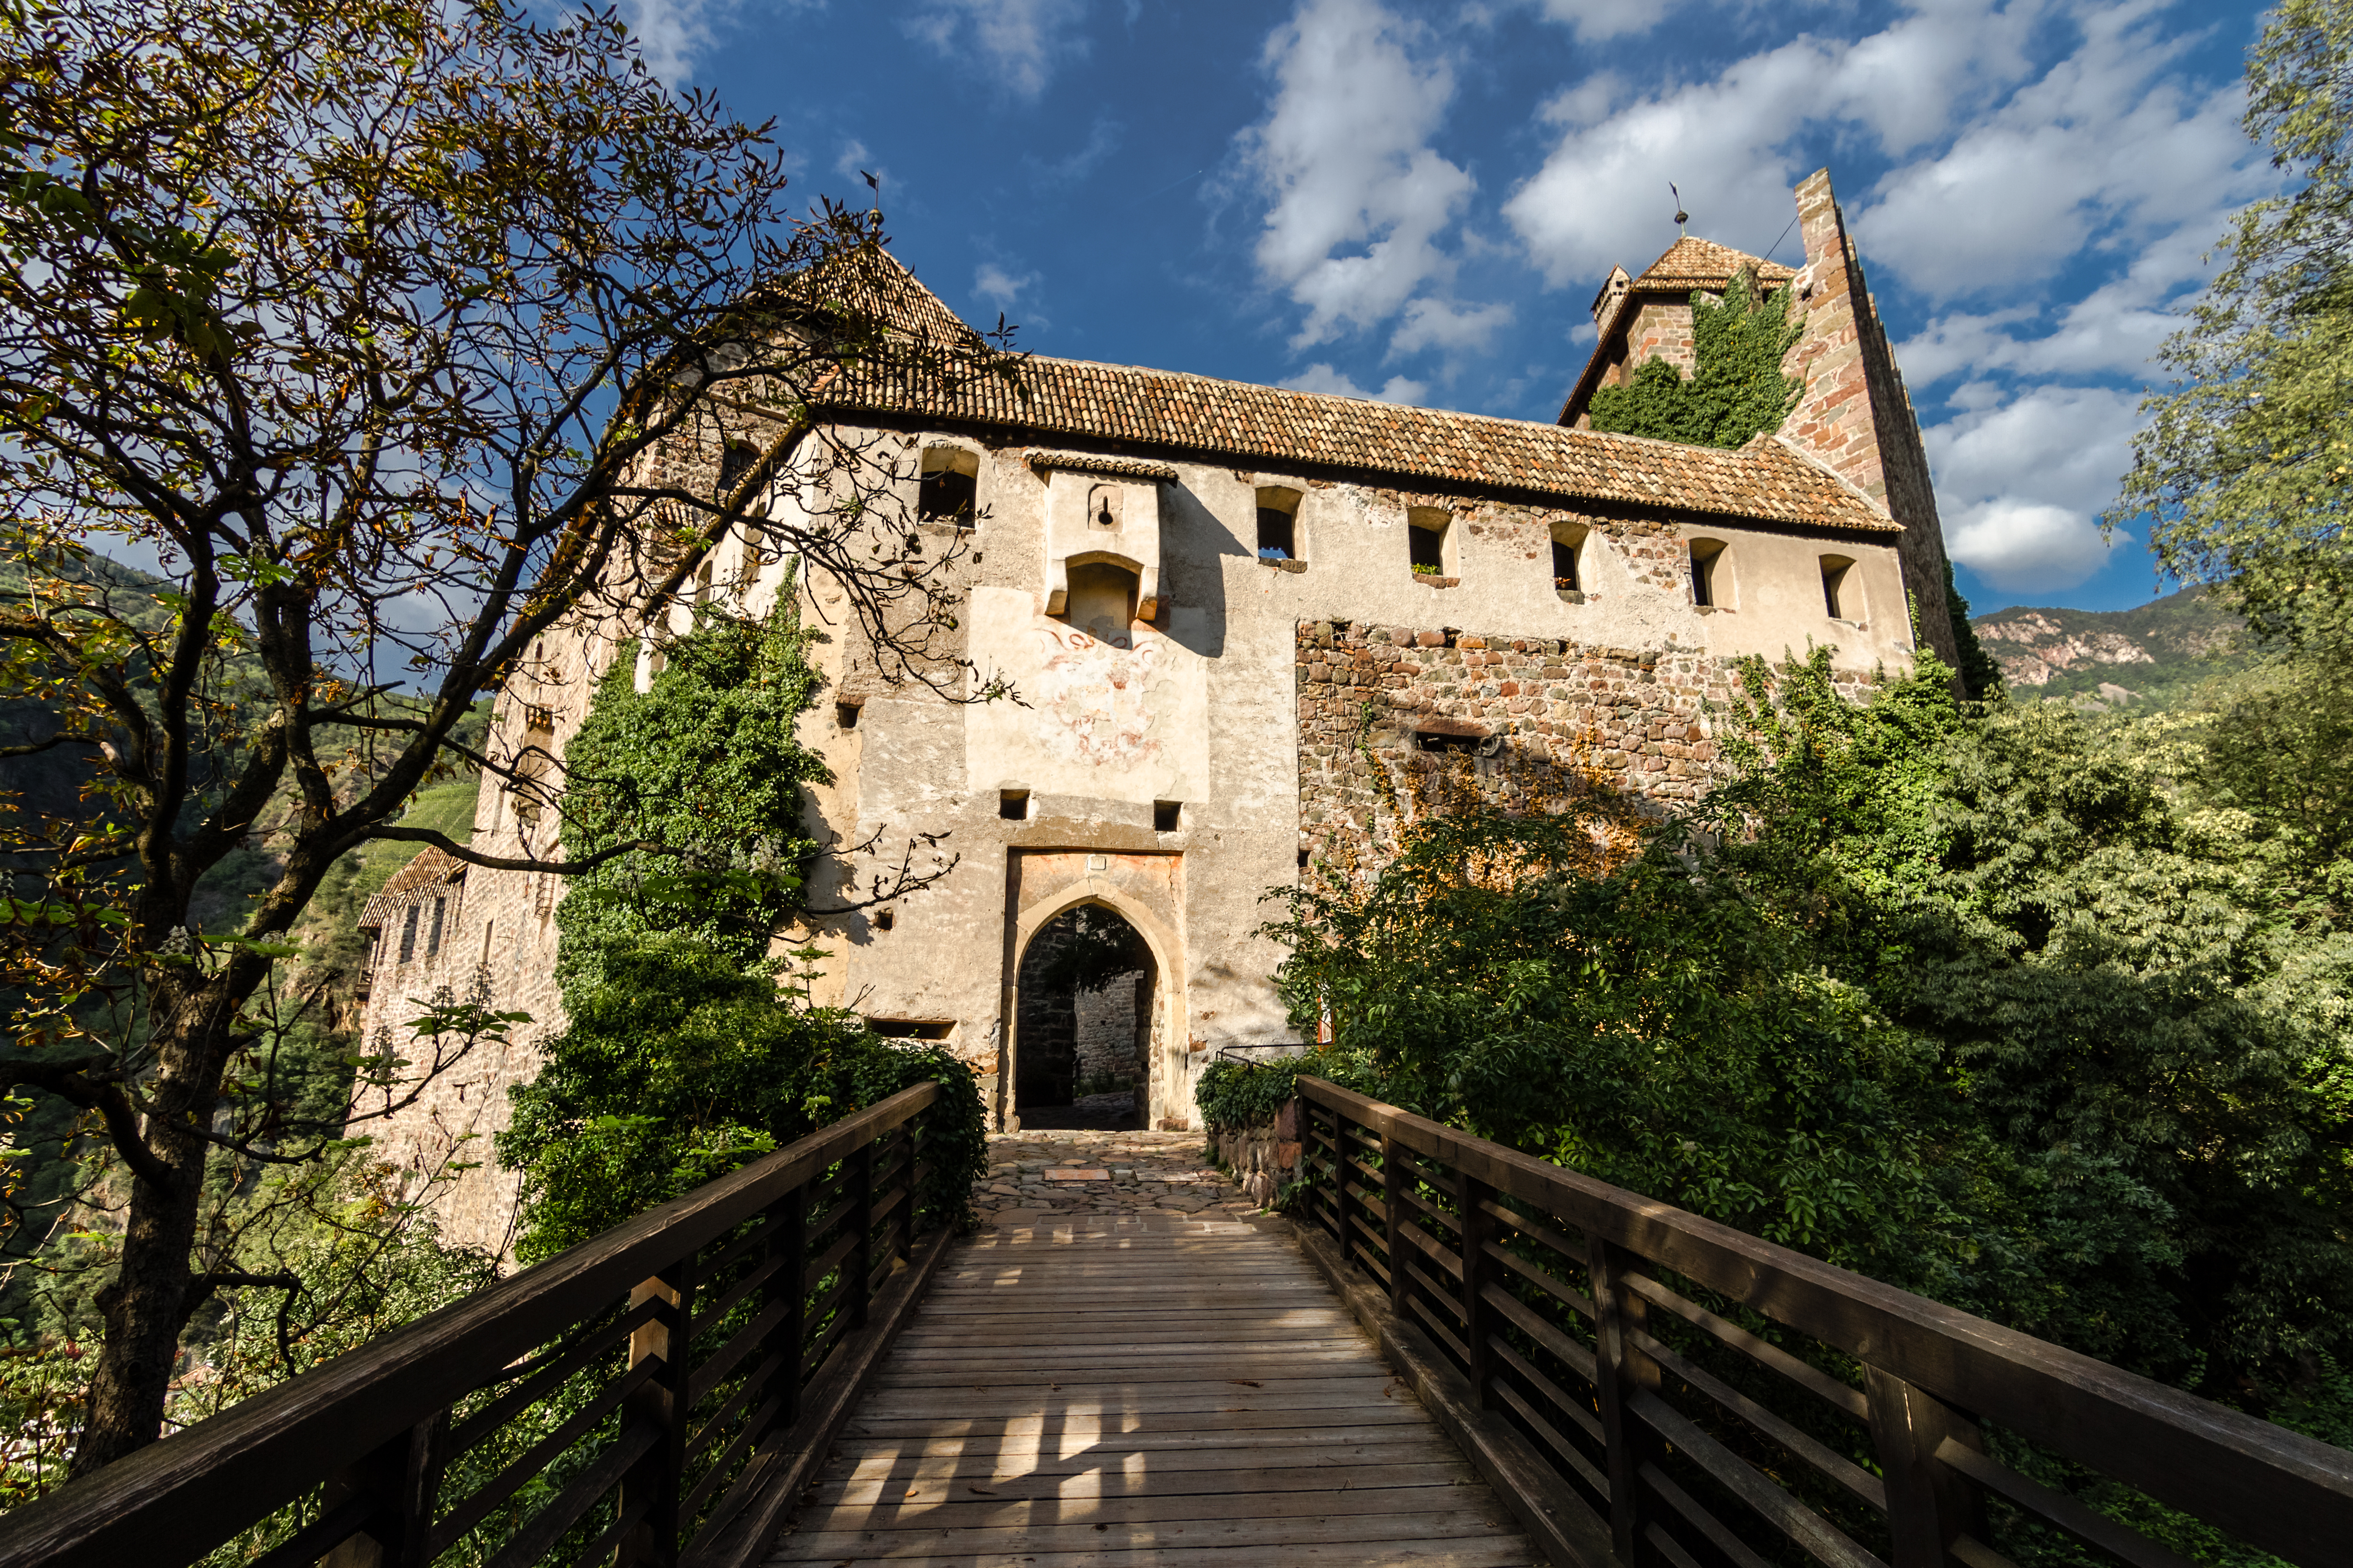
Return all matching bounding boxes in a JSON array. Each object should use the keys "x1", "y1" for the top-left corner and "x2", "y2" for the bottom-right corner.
[{"x1": 641, "y1": 0, "x2": 2278, "y2": 614}]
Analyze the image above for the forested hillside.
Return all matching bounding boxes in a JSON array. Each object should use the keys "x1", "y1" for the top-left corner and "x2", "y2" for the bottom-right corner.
[{"x1": 1971, "y1": 586, "x2": 2246, "y2": 707}]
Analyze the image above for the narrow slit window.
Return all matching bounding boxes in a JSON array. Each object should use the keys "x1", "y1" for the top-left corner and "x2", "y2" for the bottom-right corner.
[
  {"x1": 399, "y1": 904, "x2": 419, "y2": 965},
  {"x1": 868, "y1": 1018, "x2": 954, "y2": 1040},
  {"x1": 426, "y1": 897, "x2": 445, "y2": 958}
]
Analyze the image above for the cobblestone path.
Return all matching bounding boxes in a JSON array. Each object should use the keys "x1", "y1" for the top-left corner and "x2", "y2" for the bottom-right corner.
[{"x1": 968, "y1": 1130, "x2": 1262, "y2": 1225}]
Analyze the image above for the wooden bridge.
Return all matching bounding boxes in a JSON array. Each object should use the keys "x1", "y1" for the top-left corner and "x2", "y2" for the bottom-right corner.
[{"x1": 2, "y1": 1078, "x2": 2350, "y2": 1568}]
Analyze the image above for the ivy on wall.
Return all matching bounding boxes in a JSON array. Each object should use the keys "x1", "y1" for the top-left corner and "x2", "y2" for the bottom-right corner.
[
  {"x1": 1587, "y1": 268, "x2": 1804, "y2": 450},
  {"x1": 497, "y1": 589, "x2": 987, "y2": 1260}
]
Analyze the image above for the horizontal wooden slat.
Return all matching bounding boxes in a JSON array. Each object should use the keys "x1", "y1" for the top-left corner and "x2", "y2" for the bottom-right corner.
[
  {"x1": 0, "y1": 1082, "x2": 943, "y2": 1568},
  {"x1": 1297, "y1": 1076, "x2": 2353, "y2": 1564}
]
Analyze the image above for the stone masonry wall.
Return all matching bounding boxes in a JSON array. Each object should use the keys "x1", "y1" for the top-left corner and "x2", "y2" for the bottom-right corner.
[
  {"x1": 1780, "y1": 169, "x2": 1961, "y2": 673},
  {"x1": 1296, "y1": 616, "x2": 1748, "y2": 867}
]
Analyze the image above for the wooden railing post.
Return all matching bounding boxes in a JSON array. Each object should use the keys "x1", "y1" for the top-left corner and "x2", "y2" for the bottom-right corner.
[
  {"x1": 849, "y1": 1139, "x2": 876, "y2": 1330},
  {"x1": 618, "y1": 1261, "x2": 694, "y2": 1567},
  {"x1": 895, "y1": 1121, "x2": 915, "y2": 1265},
  {"x1": 318, "y1": 1412, "x2": 445, "y2": 1568},
  {"x1": 1867, "y1": 1366, "x2": 1989, "y2": 1568},
  {"x1": 1458, "y1": 1173, "x2": 1494, "y2": 1406},
  {"x1": 1588, "y1": 1238, "x2": 1659, "y2": 1566},
  {"x1": 1381, "y1": 1132, "x2": 1408, "y2": 1315},
  {"x1": 766, "y1": 1178, "x2": 810, "y2": 1435},
  {"x1": 1328, "y1": 1107, "x2": 1355, "y2": 1260}
]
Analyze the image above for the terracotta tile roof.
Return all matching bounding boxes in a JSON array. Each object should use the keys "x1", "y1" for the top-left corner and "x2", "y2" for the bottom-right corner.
[
  {"x1": 826, "y1": 354, "x2": 1892, "y2": 532},
  {"x1": 1631, "y1": 236, "x2": 1797, "y2": 294},
  {"x1": 358, "y1": 847, "x2": 464, "y2": 928},
  {"x1": 1026, "y1": 450, "x2": 1179, "y2": 481}
]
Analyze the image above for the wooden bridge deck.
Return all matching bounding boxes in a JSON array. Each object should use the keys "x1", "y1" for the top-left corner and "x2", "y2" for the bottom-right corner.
[{"x1": 768, "y1": 1209, "x2": 1538, "y2": 1567}]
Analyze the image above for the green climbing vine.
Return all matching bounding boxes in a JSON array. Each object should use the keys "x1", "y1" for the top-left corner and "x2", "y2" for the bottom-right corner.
[{"x1": 1587, "y1": 267, "x2": 1804, "y2": 449}]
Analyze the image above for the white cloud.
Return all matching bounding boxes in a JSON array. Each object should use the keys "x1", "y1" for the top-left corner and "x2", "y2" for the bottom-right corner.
[
  {"x1": 1946, "y1": 499, "x2": 2121, "y2": 591},
  {"x1": 618, "y1": 0, "x2": 737, "y2": 83},
  {"x1": 1237, "y1": 0, "x2": 1475, "y2": 349},
  {"x1": 973, "y1": 263, "x2": 1037, "y2": 311},
  {"x1": 904, "y1": 0, "x2": 1090, "y2": 101},
  {"x1": 1925, "y1": 383, "x2": 2143, "y2": 519},
  {"x1": 1924, "y1": 383, "x2": 2141, "y2": 591},
  {"x1": 1280, "y1": 363, "x2": 1431, "y2": 404},
  {"x1": 1529, "y1": 0, "x2": 1671, "y2": 43},
  {"x1": 1390, "y1": 298, "x2": 1515, "y2": 357},
  {"x1": 1502, "y1": 0, "x2": 2258, "y2": 306},
  {"x1": 835, "y1": 140, "x2": 891, "y2": 194}
]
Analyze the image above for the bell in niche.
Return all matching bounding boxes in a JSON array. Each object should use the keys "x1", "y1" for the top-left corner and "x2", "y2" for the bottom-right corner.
[{"x1": 1088, "y1": 483, "x2": 1122, "y2": 529}]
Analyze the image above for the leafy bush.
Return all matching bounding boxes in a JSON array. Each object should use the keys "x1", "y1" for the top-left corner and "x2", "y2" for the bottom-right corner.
[
  {"x1": 1266, "y1": 645, "x2": 2353, "y2": 1398},
  {"x1": 497, "y1": 934, "x2": 983, "y2": 1261},
  {"x1": 1195, "y1": 1050, "x2": 1375, "y2": 1134}
]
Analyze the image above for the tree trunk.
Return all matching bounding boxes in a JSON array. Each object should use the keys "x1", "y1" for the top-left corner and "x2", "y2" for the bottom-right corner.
[{"x1": 68, "y1": 1000, "x2": 222, "y2": 1476}]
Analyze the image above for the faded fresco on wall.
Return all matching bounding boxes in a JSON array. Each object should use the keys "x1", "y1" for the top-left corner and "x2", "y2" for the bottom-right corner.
[{"x1": 965, "y1": 586, "x2": 1209, "y2": 800}]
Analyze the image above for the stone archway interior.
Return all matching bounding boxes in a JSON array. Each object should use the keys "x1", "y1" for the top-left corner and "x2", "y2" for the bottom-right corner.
[{"x1": 1015, "y1": 904, "x2": 1154, "y2": 1131}]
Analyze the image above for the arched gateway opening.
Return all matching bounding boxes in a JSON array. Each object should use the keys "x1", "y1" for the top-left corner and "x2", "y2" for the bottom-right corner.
[{"x1": 1014, "y1": 904, "x2": 1155, "y2": 1131}]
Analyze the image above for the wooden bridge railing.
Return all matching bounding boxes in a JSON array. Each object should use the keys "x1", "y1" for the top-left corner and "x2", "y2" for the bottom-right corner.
[
  {"x1": 0, "y1": 1080, "x2": 952, "y2": 1568},
  {"x1": 1292, "y1": 1076, "x2": 2353, "y2": 1568}
]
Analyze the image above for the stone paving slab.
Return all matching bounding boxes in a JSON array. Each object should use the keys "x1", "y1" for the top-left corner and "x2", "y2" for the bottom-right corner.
[{"x1": 972, "y1": 1131, "x2": 1261, "y2": 1223}]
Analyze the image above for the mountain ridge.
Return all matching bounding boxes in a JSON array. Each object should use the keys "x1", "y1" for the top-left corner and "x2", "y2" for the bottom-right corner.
[{"x1": 1969, "y1": 586, "x2": 2245, "y2": 708}]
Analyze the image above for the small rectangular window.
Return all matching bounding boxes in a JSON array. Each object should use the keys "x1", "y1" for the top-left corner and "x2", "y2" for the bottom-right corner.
[
  {"x1": 1820, "y1": 554, "x2": 1856, "y2": 620},
  {"x1": 1000, "y1": 789, "x2": 1030, "y2": 821},
  {"x1": 868, "y1": 1018, "x2": 954, "y2": 1040},
  {"x1": 875, "y1": 909, "x2": 895, "y2": 932},
  {"x1": 1417, "y1": 729, "x2": 1482, "y2": 753},
  {"x1": 1154, "y1": 800, "x2": 1182, "y2": 832},
  {"x1": 1255, "y1": 485, "x2": 1302, "y2": 562},
  {"x1": 719, "y1": 441, "x2": 757, "y2": 492},
  {"x1": 1550, "y1": 523, "x2": 1586, "y2": 593},
  {"x1": 1408, "y1": 511, "x2": 1448, "y2": 575},
  {"x1": 1256, "y1": 509, "x2": 1295, "y2": 561},
  {"x1": 1689, "y1": 540, "x2": 1727, "y2": 609},
  {"x1": 836, "y1": 700, "x2": 861, "y2": 730}
]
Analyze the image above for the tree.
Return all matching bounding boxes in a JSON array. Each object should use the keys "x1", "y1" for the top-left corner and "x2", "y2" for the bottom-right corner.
[
  {"x1": 0, "y1": 0, "x2": 1016, "y2": 1472},
  {"x1": 2111, "y1": 0, "x2": 2353, "y2": 649}
]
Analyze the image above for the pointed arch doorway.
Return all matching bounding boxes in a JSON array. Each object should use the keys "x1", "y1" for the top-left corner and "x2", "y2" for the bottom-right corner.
[{"x1": 1012, "y1": 903, "x2": 1155, "y2": 1131}]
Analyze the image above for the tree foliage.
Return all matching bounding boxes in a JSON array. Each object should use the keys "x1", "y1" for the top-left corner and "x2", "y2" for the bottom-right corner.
[
  {"x1": 1586, "y1": 269, "x2": 1804, "y2": 449},
  {"x1": 495, "y1": 935, "x2": 983, "y2": 1263},
  {"x1": 500, "y1": 608, "x2": 985, "y2": 1264},
  {"x1": 1265, "y1": 651, "x2": 2353, "y2": 1397},
  {"x1": 2112, "y1": 0, "x2": 2353, "y2": 649},
  {"x1": 553, "y1": 597, "x2": 836, "y2": 989},
  {"x1": 0, "y1": 0, "x2": 1015, "y2": 1471}
]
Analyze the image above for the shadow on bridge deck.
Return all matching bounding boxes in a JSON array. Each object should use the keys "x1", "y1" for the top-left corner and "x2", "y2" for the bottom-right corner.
[{"x1": 768, "y1": 1198, "x2": 1536, "y2": 1566}]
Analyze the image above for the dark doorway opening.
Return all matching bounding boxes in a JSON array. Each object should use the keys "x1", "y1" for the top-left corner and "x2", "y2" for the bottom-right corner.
[{"x1": 1016, "y1": 904, "x2": 1153, "y2": 1131}]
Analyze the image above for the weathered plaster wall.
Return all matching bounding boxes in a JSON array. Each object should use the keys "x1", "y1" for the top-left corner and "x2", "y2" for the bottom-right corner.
[{"x1": 356, "y1": 369, "x2": 1930, "y2": 1247}]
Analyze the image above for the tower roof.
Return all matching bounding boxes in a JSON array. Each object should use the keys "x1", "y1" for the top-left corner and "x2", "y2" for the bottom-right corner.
[{"x1": 1630, "y1": 236, "x2": 1796, "y2": 295}]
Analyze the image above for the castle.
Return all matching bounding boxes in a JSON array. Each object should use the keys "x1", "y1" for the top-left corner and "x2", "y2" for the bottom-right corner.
[{"x1": 355, "y1": 169, "x2": 1959, "y2": 1253}]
